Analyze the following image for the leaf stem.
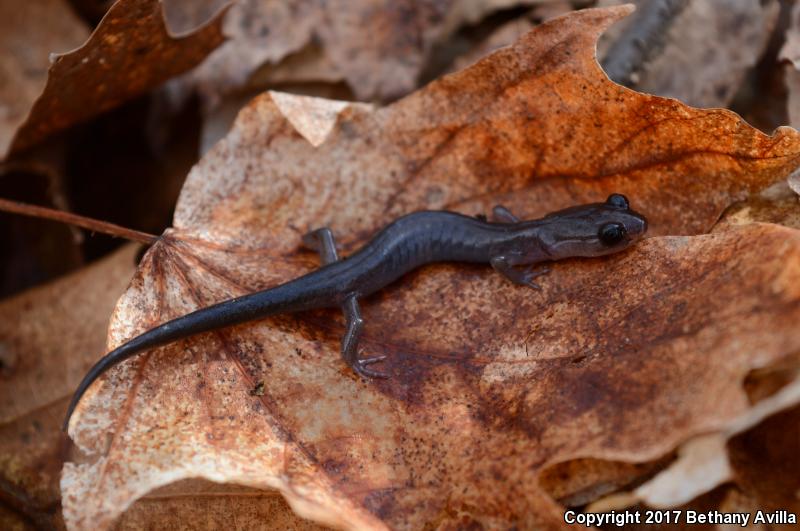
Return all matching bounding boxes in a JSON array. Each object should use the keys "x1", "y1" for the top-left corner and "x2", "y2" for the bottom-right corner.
[{"x1": 0, "y1": 197, "x2": 159, "y2": 245}]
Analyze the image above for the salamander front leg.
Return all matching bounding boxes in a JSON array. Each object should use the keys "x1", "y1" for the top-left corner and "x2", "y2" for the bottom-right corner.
[
  {"x1": 490, "y1": 255, "x2": 550, "y2": 290},
  {"x1": 341, "y1": 295, "x2": 388, "y2": 379},
  {"x1": 302, "y1": 227, "x2": 339, "y2": 264},
  {"x1": 492, "y1": 205, "x2": 520, "y2": 223}
]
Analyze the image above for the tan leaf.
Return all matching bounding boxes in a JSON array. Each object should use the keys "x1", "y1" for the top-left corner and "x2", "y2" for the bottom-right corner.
[
  {"x1": 63, "y1": 7, "x2": 800, "y2": 529},
  {"x1": 4, "y1": 0, "x2": 227, "y2": 158},
  {"x1": 0, "y1": 246, "x2": 138, "y2": 529}
]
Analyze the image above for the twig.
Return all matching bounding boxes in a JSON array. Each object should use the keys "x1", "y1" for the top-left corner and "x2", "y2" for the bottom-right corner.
[
  {"x1": 0, "y1": 197, "x2": 158, "y2": 245},
  {"x1": 601, "y1": 0, "x2": 689, "y2": 87}
]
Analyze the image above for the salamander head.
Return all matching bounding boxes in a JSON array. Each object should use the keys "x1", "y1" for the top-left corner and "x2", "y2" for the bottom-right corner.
[{"x1": 532, "y1": 193, "x2": 647, "y2": 260}]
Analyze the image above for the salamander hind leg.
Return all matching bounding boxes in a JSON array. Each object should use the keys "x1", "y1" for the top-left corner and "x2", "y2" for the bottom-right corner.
[
  {"x1": 490, "y1": 255, "x2": 550, "y2": 290},
  {"x1": 302, "y1": 227, "x2": 339, "y2": 264},
  {"x1": 492, "y1": 205, "x2": 520, "y2": 223},
  {"x1": 341, "y1": 295, "x2": 388, "y2": 379}
]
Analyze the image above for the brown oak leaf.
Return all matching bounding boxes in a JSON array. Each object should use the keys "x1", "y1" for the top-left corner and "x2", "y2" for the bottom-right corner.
[
  {"x1": 63, "y1": 7, "x2": 800, "y2": 529},
  {"x1": 3, "y1": 0, "x2": 227, "y2": 158}
]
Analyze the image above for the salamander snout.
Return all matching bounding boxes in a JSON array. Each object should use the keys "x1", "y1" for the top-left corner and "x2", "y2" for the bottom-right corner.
[{"x1": 626, "y1": 212, "x2": 647, "y2": 240}]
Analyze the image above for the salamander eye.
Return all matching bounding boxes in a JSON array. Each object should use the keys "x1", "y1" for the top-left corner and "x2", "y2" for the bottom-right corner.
[
  {"x1": 606, "y1": 194, "x2": 629, "y2": 209},
  {"x1": 599, "y1": 222, "x2": 627, "y2": 246}
]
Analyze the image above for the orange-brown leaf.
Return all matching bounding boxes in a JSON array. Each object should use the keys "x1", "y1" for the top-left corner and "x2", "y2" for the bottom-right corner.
[
  {"x1": 63, "y1": 7, "x2": 800, "y2": 529},
  {"x1": 5, "y1": 0, "x2": 227, "y2": 157}
]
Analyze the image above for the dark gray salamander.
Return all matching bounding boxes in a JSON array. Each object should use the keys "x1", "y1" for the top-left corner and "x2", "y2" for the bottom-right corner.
[{"x1": 64, "y1": 194, "x2": 647, "y2": 430}]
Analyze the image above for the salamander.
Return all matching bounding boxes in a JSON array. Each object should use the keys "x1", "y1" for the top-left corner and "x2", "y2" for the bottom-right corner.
[{"x1": 63, "y1": 194, "x2": 647, "y2": 430}]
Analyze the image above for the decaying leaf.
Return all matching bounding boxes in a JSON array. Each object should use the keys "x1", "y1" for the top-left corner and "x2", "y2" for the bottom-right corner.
[
  {"x1": 0, "y1": 245, "x2": 138, "y2": 530},
  {"x1": 62, "y1": 7, "x2": 800, "y2": 529},
  {"x1": 4, "y1": 0, "x2": 227, "y2": 158}
]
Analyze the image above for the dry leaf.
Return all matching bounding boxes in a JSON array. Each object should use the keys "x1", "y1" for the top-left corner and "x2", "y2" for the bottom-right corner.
[
  {"x1": 186, "y1": 0, "x2": 545, "y2": 103},
  {"x1": 637, "y1": 0, "x2": 779, "y2": 107},
  {"x1": 4, "y1": 0, "x2": 227, "y2": 158},
  {"x1": 600, "y1": 0, "x2": 779, "y2": 108},
  {"x1": 0, "y1": 246, "x2": 139, "y2": 530},
  {"x1": 63, "y1": 7, "x2": 800, "y2": 529},
  {"x1": 184, "y1": 0, "x2": 321, "y2": 104}
]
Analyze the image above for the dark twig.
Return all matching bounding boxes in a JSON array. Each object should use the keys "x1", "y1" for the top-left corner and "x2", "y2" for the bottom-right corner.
[
  {"x1": 0, "y1": 197, "x2": 158, "y2": 245},
  {"x1": 601, "y1": 0, "x2": 689, "y2": 87}
]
